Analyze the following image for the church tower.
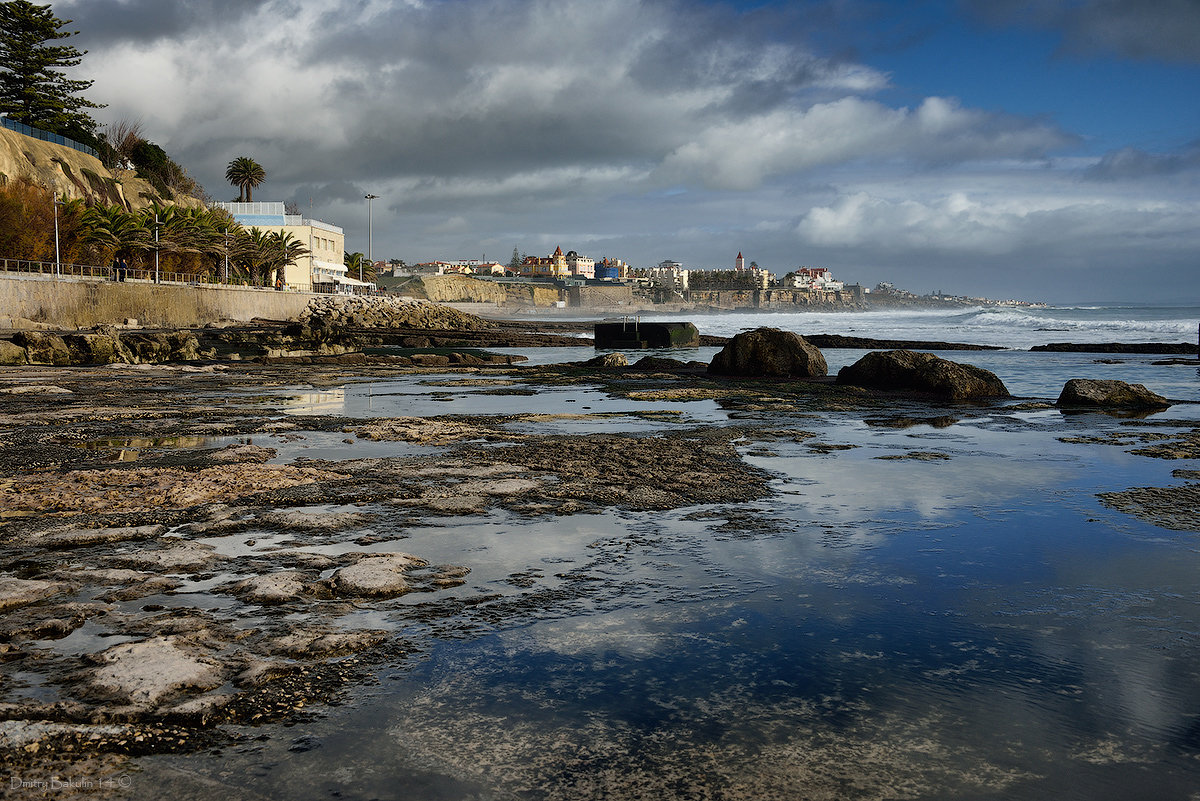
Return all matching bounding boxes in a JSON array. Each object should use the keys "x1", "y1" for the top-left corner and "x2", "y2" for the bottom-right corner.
[{"x1": 735, "y1": 252, "x2": 744, "y2": 271}]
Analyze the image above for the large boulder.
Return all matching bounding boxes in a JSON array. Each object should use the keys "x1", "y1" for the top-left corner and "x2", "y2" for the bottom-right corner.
[
  {"x1": 1056, "y1": 378, "x2": 1170, "y2": 410},
  {"x1": 0, "y1": 340, "x2": 27, "y2": 365},
  {"x1": 121, "y1": 331, "x2": 200, "y2": 363},
  {"x1": 11, "y1": 331, "x2": 70, "y2": 365},
  {"x1": 708, "y1": 327, "x2": 827, "y2": 378},
  {"x1": 837, "y1": 350, "x2": 1010, "y2": 399},
  {"x1": 64, "y1": 333, "x2": 123, "y2": 365}
]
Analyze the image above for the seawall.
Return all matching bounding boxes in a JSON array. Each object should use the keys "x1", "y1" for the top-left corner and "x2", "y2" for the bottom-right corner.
[{"x1": 0, "y1": 275, "x2": 312, "y2": 330}]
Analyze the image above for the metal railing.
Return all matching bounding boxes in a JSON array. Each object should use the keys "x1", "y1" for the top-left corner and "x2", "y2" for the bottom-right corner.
[
  {"x1": 1, "y1": 117, "x2": 99, "y2": 158},
  {"x1": 0, "y1": 257, "x2": 381, "y2": 295}
]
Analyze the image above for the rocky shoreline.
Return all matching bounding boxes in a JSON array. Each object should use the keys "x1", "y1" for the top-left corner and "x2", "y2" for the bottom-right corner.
[{"x1": 1, "y1": 303, "x2": 1197, "y2": 791}]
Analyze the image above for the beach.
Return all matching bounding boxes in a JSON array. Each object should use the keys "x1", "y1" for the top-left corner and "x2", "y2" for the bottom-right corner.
[{"x1": 1, "y1": 304, "x2": 1199, "y2": 800}]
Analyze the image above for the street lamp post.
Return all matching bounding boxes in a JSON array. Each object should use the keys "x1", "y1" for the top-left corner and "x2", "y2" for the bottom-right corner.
[
  {"x1": 52, "y1": 196, "x2": 62, "y2": 277},
  {"x1": 224, "y1": 229, "x2": 230, "y2": 283},
  {"x1": 154, "y1": 214, "x2": 161, "y2": 283},
  {"x1": 364, "y1": 193, "x2": 378, "y2": 283}
]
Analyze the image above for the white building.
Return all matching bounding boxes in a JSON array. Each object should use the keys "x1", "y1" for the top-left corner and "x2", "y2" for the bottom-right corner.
[
  {"x1": 789, "y1": 267, "x2": 844, "y2": 291},
  {"x1": 211, "y1": 201, "x2": 368, "y2": 291},
  {"x1": 645, "y1": 260, "x2": 690, "y2": 290}
]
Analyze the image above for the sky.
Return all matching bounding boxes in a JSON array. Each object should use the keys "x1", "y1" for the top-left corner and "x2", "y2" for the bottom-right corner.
[{"x1": 58, "y1": 0, "x2": 1200, "y2": 303}]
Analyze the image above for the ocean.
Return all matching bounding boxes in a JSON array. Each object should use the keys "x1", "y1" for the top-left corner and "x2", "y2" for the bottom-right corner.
[{"x1": 129, "y1": 302, "x2": 1200, "y2": 800}]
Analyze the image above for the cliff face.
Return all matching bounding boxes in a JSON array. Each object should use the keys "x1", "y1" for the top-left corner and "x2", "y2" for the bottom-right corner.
[
  {"x1": 416, "y1": 274, "x2": 508, "y2": 303},
  {"x1": 0, "y1": 128, "x2": 201, "y2": 210}
]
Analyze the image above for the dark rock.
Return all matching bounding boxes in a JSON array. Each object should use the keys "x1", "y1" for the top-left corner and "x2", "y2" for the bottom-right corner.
[
  {"x1": 0, "y1": 340, "x2": 27, "y2": 365},
  {"x1": 121, "y1": 332, "x2": 172, "y2": 363},
  {"x1": 582, "y1": 353, "x2": 628, "y2": 368},
  {"x1": 1056, "y1": 378, "x2": 1171, "y2": 409},
  {"x1": 448, "y1": 352, "x2": 485, "y2": 366},
  {"x1": 632, "y1": 356, "x2": 689, "y2": 371},
  {"x1": 409, "y1": 353, "x2": 451, "y2": 366},
  {"x1": 12, "y1": 331, "x2": 71, "y2": 365},
  {"x1": 708, "y1": 327, "x2": 827, "y2": 378},
  {"x1": 63, "y1": 333, "x2": 122, "y2": 365},
  {"x1": 837, "y1": 350, "x2": 1010, "y2": 399},
  {"x1": 1032, "y1": 342, "x2": 1194, "y2": 354}
]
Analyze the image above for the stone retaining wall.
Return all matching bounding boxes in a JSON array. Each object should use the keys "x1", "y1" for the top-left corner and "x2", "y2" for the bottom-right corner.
[{"x1": 0, "y1": 275, "x2": 313, "y2": 330}]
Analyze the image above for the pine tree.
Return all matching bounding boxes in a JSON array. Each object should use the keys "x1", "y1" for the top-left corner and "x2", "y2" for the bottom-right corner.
[{"x1": 0, "y1": 1, "x2": 104, "y2": 143}]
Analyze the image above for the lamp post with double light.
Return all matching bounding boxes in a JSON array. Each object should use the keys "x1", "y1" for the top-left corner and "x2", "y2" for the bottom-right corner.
[{"x1": 364, "y1": 193, "x2": 378, "y2": 284}]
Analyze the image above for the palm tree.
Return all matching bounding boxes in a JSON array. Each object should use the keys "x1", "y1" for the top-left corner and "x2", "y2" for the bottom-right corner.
[
  {"x1": 225, "y1": 157, "x2": 266, "y2": 202},
  {"x1": 344, "y1": 251, "x2": 370, "y2": 282}
]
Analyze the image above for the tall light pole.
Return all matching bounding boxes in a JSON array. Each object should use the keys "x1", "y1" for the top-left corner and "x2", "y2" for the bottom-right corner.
[
  {"x1": 154, "y1": 214, "x2": 160, "y2": 283},
  {"x1": 224, "y1": 228, "x2": 230, "y2": 283},
  {"x1": 52, "y1": 196, "x2": 62, "y2": 277},
  {"x1": 364, "y1": 193, "x2": 378, "y2": 283}
]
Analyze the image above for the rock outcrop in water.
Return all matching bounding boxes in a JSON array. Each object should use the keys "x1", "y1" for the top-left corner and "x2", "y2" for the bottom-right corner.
[
  {"x1": 708, "y1": 327, "x2": 827, "y2": 378},
  {"x1": 1056, "y1": 378, "x2": 1171, "y2": 410},
  {"x1": 837, "y1": 350, "x2": 1010, "y2": 400}
]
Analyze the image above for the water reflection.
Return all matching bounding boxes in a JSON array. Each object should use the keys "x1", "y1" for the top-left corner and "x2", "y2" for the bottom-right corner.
[{"x1": 127, "y1": 373, "x2": 1200, "y2": 799}]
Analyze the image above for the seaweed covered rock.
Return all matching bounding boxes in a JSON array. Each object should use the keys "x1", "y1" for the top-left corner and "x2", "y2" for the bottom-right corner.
[
  {"x1": 1056, "y1": 378, "x2": 1170, "y2": 410},
  {"x1": 708, "y1": 327, "x2": 827, "y2": 378},
  {"x1": 12, "y1": 331, "x2": 70, "y2": 365},
  {"x1": 837, "y1": 350, "x2": 1009, "y2": 399}
]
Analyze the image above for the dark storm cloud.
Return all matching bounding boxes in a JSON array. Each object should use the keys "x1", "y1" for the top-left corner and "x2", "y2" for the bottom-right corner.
[
  {"x1": 964, "y1": 0, "x2": 1200, "y2": 63},
  {"x1": 59, "y1": 0, "x2": 275, "y2": 46}
]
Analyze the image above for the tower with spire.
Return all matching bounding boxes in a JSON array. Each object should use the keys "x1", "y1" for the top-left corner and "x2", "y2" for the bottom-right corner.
[{"x1": 735, "y1": 252, "x2": 745, "y2": 271}]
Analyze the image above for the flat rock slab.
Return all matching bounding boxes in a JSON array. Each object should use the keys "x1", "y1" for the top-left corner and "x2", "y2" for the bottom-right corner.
[
  {"x1": 1, "y1": 464, "x2": 349, "y2": 515},
  {"x1": 110, "y1": 541, "x2": 221, "y2": 572},
  {"x1": 330, "y1": 553, "x2": 427, "y2": 598},
  {"x1": 0, "y1": 576, "x2": 68, "y2": 612},
  {"x1": 228, "y1": 572, "x2": 319, "y2": 604},
  {"x1": 259, "y1": 510, "x2": 376, "y2": 531},
  {"x1": 38, "y1": 524, "x2": 167, "y2": 548},
  {"x1": 85, "y1": 636, "x2": 224, "y2": 707},
  {"x1": 269, "y1": 629, "x2": 390, "y2": 658},
  {"x1": 356, "y1": 417, "x2": 491, "y2": 444}
]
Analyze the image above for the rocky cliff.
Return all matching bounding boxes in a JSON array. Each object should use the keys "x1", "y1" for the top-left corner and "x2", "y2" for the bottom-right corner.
[{"x1": 0, "y1": 127, "x2": 201, "y2": 210}]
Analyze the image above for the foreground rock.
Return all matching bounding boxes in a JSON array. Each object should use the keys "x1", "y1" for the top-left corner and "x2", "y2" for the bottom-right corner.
[
  {"x1": 708, "y1": 327, "x2": 827, "y2": 378},
  {"x1": 1056, "y1": 378, "x2": 1171, "y2": 410},
  {"x1": 837, "y1": 350, "x2": 1010, "y2": 400}
]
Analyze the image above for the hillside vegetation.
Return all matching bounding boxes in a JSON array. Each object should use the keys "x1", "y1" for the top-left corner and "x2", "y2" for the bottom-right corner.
[{"x1": 0, "y1": 126, "x2": 200, "y2": 211}]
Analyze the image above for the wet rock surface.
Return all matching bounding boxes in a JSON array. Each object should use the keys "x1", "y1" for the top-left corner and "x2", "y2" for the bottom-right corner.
[
  {"x1": 0, "y1": 340, "x2": 1187, "y2": 790},
  {"x1": 0, "y1": 356, "x2": 814, "y2": 773},
  {"x1": 837, "y1": 349, "x2": 1010, "y2": 400},
  {"x1": 1056, "y1": 378, "x2": 1172, "y2": 410},
  {"x1": 708, "y1": 327, "x2": 827, "y2": 378}
]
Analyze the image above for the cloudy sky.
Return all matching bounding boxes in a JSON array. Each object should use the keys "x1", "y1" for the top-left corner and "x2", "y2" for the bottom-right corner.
[{"x1": 61, "y1": 0, "x2": 1199, "y2": 302}]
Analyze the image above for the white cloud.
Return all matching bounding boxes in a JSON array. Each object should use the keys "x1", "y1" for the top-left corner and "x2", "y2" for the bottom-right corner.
[
  {"x1": 655, "y1": 97, "x2": 1073, "y2": 190},
  {"x1": 53, "y1": 0, "x2": 1199, "y2": 299}
]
